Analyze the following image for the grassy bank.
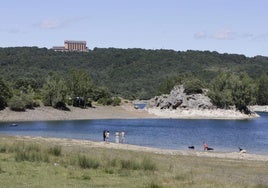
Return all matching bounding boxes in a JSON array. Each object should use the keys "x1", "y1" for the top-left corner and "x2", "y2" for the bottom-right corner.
[{"x1": 0, "y1": 136, "x2": 268, "y2": 188}]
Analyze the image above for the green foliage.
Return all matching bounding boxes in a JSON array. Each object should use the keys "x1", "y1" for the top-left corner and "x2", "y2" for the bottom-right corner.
[
  {"x1": 14, "y1": 143, "x2": 49, "y2": 163},
  {"x1": 78, "y1": 155, "x2": 100, "y2": 169},
  {"x1": 230, "y1": 72, "x2": 256, "y2": 112},
  {"x1": 8, "y1": 95, "x2": 26, "y2": 111},
  {"x1": 42, "y1": 73, "x2": 67, "y2": 107},
  {"x1": 183, "y1": 78, "x2": 205, "y2": 95},
  {"x1": 91, "y1": 87, "x2": 111, "y2": 101},
  {"x1": 208, "y1": 72, "x2": 256, "y2": 113},
  {"x1": 112, "y1": 97, "x2": 121, "y2": 106},
  {"x1": 208, "y1": 72, "x2": 234, "y2": 108},
  {"x1": 67, "y1": 69, "x2": 93, "y2": 103},
  {"x1": 48, "y1": 145, "x2": 62, "y2": 156},
  {"x1": 158, "y1": 77, "x2": 180, "y2": 95},
  {"x1": 8, "y1": 85, "x2": 36, "y2": 111},
  {"x1": 1, "y1": 47, "x2": 268, "y2": 102},
  {"x1": 0, "y1": 77, "x2": 12, "y2": 110},
  {"x1": 119, "y1": 157, "x2": 157, "y2": 171},
  {"x1": 257, "y1": 73, "x2": 268, "y2": 105}
]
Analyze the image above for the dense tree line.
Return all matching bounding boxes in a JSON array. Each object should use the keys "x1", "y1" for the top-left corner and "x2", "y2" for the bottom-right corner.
[
  {"x1": 0, "y1": 47, "x2": 268, "y2": 111},
  {"x1": 0, "y1": 70, "x2": 121, "y2": 111}
]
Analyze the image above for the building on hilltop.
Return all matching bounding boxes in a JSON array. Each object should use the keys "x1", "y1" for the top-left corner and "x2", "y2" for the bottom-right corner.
[{"x1": 52, "y1": 40, "x2": 88, "y2": 52}]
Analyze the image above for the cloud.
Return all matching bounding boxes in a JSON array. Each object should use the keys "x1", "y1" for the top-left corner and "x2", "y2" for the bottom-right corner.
[
  {"x1": 194, "y1": 29, "x2": 268, "y2": 41},
  {"x1": 194, "y1": 31, "x2": 207, "y2": 39},
  {"x1": 212, "y1": 30, "x2": 235, "y2": 40},
  {"x1": 252, "y1": 32, "x2": 268, "y2": 40},
  {"x1": 34, "y1": 17, "x2": 88, "y2": 30},
  {"x1": 39, "y1": 20, "x2": 61, "y2": 29}
]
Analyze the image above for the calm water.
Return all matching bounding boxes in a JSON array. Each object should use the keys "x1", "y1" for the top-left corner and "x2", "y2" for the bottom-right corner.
[{"x1": 0, "y1": 112, "x2": 268, "y2": 154}]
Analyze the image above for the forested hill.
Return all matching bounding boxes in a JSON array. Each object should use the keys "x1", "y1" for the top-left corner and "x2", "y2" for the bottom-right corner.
[{"x1": 0, "y1": 47, "x2": 268, "y2": 99}]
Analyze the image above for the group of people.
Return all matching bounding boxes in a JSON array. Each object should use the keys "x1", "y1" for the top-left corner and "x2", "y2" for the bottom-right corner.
[{"x1": 103, "y1": 130, "x2": 125, "y2": 143}]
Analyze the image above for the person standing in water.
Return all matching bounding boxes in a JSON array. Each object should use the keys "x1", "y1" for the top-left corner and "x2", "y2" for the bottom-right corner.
[
  {"x1": 105, "y1": 131, "x2": 110, "y2": 142},
  {"x1": 120, "y1": 131, "x2": 125, "y2": 143},
  {"x1": 115, "y1": 132, "x2": 120, "y2": 143},
  {"x1": 103, "y1": 130, "x2": 107, "y2": 141}
]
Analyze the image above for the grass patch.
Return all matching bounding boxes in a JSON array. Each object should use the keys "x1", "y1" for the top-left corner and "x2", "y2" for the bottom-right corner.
[
  {"x1": 13, "y1": 143, "x2": 49, "y2": 162},
  {"x1": 0, "y1": 136, "x2": 268, "y2": 188},
  {"x1": 78, "y1": 155, "x2": 100, "y2": 169},
  {"x1": 48, "y1": 145, "x2": 62, "y2": 156},
  {"x1": 147, "y1": 181, "x2": 163, "y2": 188}
]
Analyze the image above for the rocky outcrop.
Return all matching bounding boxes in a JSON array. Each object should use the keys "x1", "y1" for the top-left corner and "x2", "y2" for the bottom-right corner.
[{"x1": 147, "y1": 85, "x2": 215, "y2": 110}]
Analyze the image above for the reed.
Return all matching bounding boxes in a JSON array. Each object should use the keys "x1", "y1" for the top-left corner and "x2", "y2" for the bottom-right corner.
[{"x1": 0, "y1": 136, "x2": 267, "y2": 188}]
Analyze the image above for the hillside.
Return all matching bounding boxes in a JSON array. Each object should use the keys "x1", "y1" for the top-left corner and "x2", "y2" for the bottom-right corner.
[{"x1": 0, "y1": 47, "x2": 268, "y2": 99}]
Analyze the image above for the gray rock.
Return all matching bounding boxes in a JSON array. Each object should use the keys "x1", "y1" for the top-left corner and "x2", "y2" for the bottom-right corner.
[{"x1": 147, "y1": 85, "x2": 215, "y2": 110}]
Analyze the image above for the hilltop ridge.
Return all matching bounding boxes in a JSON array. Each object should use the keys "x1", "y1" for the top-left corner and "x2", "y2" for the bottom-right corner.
[{"x1": 0, "y1": 47, "x2": 268, "y2": 99}]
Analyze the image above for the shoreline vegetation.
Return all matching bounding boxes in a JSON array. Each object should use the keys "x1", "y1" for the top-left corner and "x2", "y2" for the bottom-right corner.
[
  {"x1": 0, "y1": 135, "x2": 268, "y2": 187},
  {"x1": 0, "y1": 102, "x2": 265, "y2": 122}
]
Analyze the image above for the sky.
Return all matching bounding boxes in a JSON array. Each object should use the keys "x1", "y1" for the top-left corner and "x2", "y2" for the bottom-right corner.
[{"x1": 1, "y1": 0, "x2": 268, "y2": 57}]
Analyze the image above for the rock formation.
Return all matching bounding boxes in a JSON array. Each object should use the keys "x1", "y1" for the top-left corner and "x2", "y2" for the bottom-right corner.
[{"x1": 147, "y1": 85, "x2": 215, "y2": 110}]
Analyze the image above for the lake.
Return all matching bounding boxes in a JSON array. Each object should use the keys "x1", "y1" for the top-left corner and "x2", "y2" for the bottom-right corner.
[{"x1": 0, "y1": 112, "x2": 268, "y2": 155}]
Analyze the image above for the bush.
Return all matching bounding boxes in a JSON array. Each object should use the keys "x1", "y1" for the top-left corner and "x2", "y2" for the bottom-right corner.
[
  {"x1": 141, "y1": 157, "x2": 157, "y2": 171},
  {"x1": 78, "y1": 155, "x2": 100, "y2": 169},
  {"x1": 97, "y1": 97, "x2": 113, "y2": 105},
  {"x1": 8, "y1": 96, "x2": 26, "y2": 111},
  {"x1": 183, "y1": 79, "x2": 204, "y2": 95},
  {"x1": 54, "y1": 101, "x2": 70, "y2": 111},
  {"x1": 120, "y1": 159, "x2": 140, "y2": 170},
  {"x1": 48, "y1": 145, "x2": 62, "y2": 156},
  {"x1": 112, "y1": 97, "x2": 121, "y2": 106},
  {"x1": 33, "y1": 99, "x2": 42, "y2": 107}
]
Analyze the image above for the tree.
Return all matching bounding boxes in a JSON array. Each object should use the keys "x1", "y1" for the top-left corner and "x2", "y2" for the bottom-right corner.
[
  {"x1": 42, "y1": 73, "x2": 67, "y2": 107},
  {"x1": 257, "y1": 73, "x2": 268, "y2": 105},
  {"x1": 67, "y1": 70, "x2": 93, "y2": 107},
  {"x1": 209, "y1": 72, "x2": 256, "y2": 113},
  {"x1": 0, "y1": 78, "x2": 12, "y2": 110},
  {"x1": 208, "y1": 72, "x2": 234, "y2": 108},
  {"x1": 230, "y1": 72, "x2": 256, "y2": 113},
  {"x1": 183, "y1": 78, "x2": 205, "y2": 95}
]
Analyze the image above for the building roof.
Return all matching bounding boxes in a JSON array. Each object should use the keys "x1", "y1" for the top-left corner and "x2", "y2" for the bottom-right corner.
[{"x1": 64, "y1": 40, "x2": 86, "y2": 44}]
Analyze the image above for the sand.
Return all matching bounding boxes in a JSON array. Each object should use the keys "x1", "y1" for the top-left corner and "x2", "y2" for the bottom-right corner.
[
  {"x1": 0, "y1": 103, "x2": 157, "y2": 122},
  {"x1": 0, "y1": 102, "x2": 260, "y2": 122}
]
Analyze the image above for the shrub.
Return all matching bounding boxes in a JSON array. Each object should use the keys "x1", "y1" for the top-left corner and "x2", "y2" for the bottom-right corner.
[
  {"x1": 141, "y1": 157, "x2": 157, "y2": 171},
  {"x1": 147, "y1": 182, "x2": 163, "y2": 188},
  {"x1": 33, "y1": 99, "x2": 42, "y2": 107},
  {"x1": 14, "y1": 143, "x2": 49, "y2": 163},
  {"x1": 183, "y1": 79, "x2": 204, "y2": 95},
  {"x1": 112, "y1": 97, "x2": 121, "y2": 106},
  {"x1": 120, "y1": 159, "x2": 140, "y2": 170},
  {"x1": 0, "y1": 144, "x2": 8, "y2": 153},
  {"x1": 97, "y1": 97, "x2": 113, "y2": 105},
  {"x1": 8, "y1": 96, "x2": 26, "y2": 111},
  {"x1": 48, "y1": 145, "x2": 62, "y2": 156},
  {"x1": 54, "y1": 101, "x2": 70, "y2": 111},
  {"x1": 78, "y1": 155, "x2": 100, "y2": 169}
]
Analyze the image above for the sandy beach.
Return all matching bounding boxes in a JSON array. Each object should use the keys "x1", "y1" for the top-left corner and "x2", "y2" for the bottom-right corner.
[
  {"x1": 0, "y1": 102, "x2": 261, "y2": 122},
  {"x1": 0, "y1": 102, "x2": 157, "y2": 122}
]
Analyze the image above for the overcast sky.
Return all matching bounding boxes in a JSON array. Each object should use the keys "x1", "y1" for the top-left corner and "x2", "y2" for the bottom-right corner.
[{"x1": 1, "y1": 0, "x2": 267, "y2": 57}]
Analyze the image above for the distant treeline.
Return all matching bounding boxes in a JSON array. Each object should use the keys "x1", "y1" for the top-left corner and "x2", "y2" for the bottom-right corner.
[{"x1": 0, "y1": 47, "x2": 268, "y2": 111}]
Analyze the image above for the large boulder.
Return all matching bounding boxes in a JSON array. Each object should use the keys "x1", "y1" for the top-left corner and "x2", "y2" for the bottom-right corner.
[{"x1": 147, "y1": 85, "x2": 215, "y2": 110}]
